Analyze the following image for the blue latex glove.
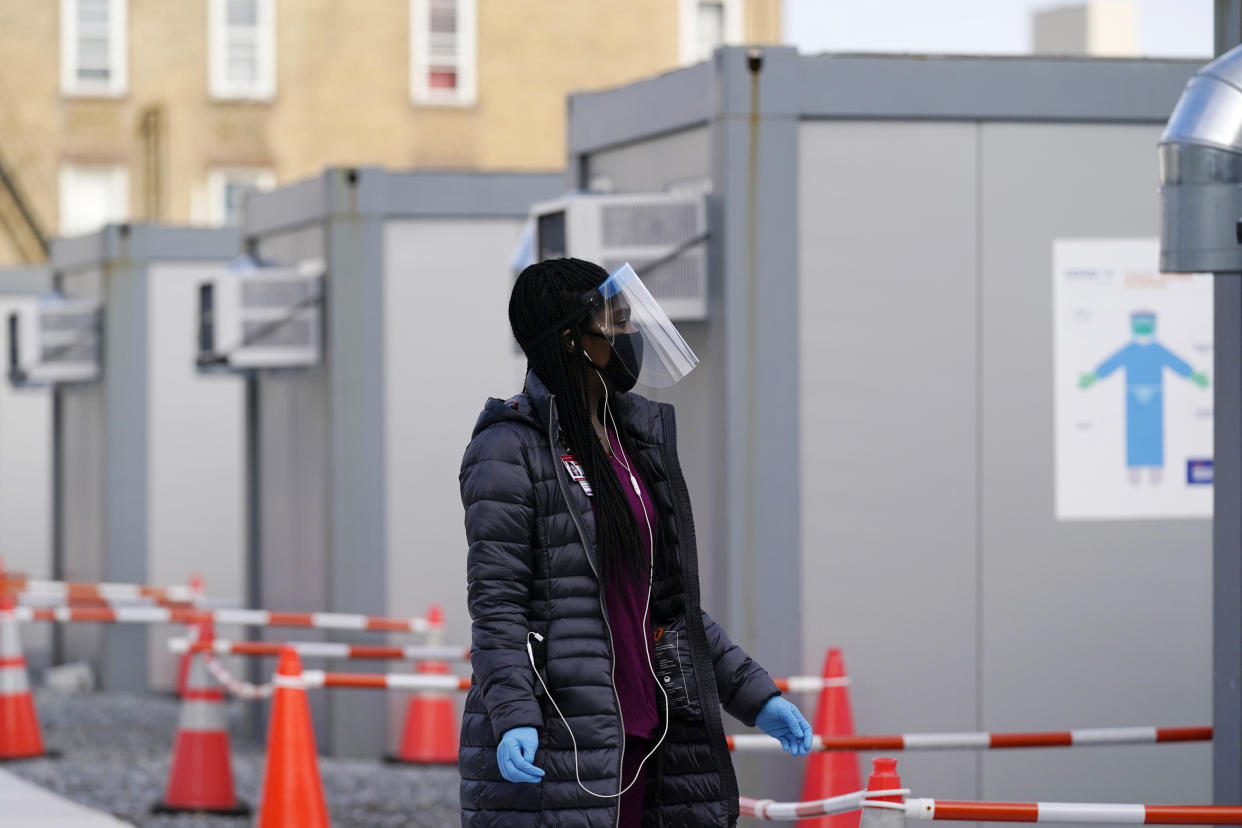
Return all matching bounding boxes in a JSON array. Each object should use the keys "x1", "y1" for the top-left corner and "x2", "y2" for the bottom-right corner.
[
  {"x1": 497, "y1": 726, "x2": 545, "y2": 783},
  {"x1": 756, "y1": 696, "x2": 813, "y2": 756}
]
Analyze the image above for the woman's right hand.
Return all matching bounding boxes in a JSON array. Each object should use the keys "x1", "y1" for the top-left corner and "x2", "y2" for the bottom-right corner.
[{"x1": 497, "y1": 726, "x2": 545, "y2": 783}]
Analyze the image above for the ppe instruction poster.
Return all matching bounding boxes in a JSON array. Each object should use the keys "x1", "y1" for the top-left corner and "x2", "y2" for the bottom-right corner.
[{"x1": 1053, "y1": 238, "x2": 1213, "y2": 521}]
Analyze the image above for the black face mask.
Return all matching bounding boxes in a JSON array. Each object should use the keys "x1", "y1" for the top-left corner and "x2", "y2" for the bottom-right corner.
[{"x1": 584, "y1": 331, "x2": 643, "y2": 393}]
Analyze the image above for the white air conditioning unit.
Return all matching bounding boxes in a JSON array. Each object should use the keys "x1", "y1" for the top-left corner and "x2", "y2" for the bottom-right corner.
[
  {"x1": 197, "y1": 259, "x2": 323, "y2": 371},
  {"x1": 530, "y1": 192, "x2": 708, "y2": 320},
  {"x1": 8, "y1": 294, "x2": 101, "y2": 387}
]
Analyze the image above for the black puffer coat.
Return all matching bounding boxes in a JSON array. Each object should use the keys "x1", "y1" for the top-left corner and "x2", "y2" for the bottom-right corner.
[{"x1": 459, "y1": 371, "x2": 780, "y2": 827}]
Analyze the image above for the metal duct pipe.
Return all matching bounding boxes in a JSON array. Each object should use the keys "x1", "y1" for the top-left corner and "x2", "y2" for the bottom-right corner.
[{"x1": 1160, "y1": 44, "x2": 1242, "y2": 271}]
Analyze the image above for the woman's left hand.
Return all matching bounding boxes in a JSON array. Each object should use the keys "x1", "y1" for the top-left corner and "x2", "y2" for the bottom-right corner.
[{"x1": 755, "y1": 696, "x2": 814, "y2": 756}]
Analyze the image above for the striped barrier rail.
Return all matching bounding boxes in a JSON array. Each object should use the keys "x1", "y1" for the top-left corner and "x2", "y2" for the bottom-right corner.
[
  {"x1": 774, "y1": 676, "x2": 850, "y2": 692},
  {"x1": 300, "y1": 670, "x2": 473, "y2": 691},
  {"x1": 170, "y1": 640, "x2": 842, "y2": 692},
  {"x1": 169, "y1": 637, "x2": 470, "y2": 661},
  {"x1": 192, "y1": 654, "x2": 846, "y2": 694},
  {"x1": 740, "y1": 789, "x2": 909, "y2": 820},
  {"x1": 200, "y1": 657, "x2": 474, "y2": 699},
  {"x1": 895, "y1": 800, "x2": 1242, "y2": 825},
  {"x1": 14, "y1": 605, "x2": 431, "y2": 633},
  {"x1": 205, "y1": 662, "x2": 468, "y2": 698},
  {"x1": 201, "y1": 660, "x2": 847, "y2": 709},
  {"x1": 1, "y1": 576, "x2": 203, "y2": 604},
  {"x1": 738, "y1": 795, "x2": 1242, "y2": 824},
  {"x1": 257, "y1": 669, "x2": 853, "y2": 708},
  {"x1": 203, "y1": 654, "x2": 273, "y2": 701},
  {"x1": 727, "y1": 726, "x2": 1211, "y2": 753},
  {"x1": 18, "y1": 593, "x2": 241, "y2": 611}
]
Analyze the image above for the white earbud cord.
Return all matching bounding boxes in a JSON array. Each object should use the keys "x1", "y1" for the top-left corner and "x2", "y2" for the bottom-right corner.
[
  {"x1": 601, "y1": 383, "x2": 672, "y2": 795},
  {"x1": 524, "y1": 369, "x2": 670, "y2": 799}
]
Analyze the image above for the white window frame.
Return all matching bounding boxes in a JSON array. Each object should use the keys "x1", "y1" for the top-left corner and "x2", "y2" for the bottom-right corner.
[
  {"x1": 206, "y1": 167, "x2": 276, "y2": 227},
  {"x1": 410, "y1": 0, "x2": 477, "y2": 107},
  {"x1": 59, "y1": 163, "x2": 129, "y2": 236},
  {"x1": 678, "y1": 0, "x2": 745, "y2": 66},
  {"x1": 60, "y1": 0, "x2": 128, "y2": 97},
  {"x1": 209, "y1": 0, "x2": 277, "y2": 101}
]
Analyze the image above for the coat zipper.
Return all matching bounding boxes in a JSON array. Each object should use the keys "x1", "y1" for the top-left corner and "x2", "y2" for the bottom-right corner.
[
  {"x1": 659, "y1": 404, "x2": 741, "y2": 825},
  {"x1": 547, "y1": 411, "x2": 625, "y2": 828}
]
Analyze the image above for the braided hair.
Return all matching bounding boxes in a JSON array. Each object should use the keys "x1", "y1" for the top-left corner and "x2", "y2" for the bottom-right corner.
[{"x1": 509, "y1": 258, "x2": 645, "y2": 580}]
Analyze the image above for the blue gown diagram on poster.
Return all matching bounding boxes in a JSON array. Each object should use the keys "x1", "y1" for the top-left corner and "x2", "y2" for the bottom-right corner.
[
  {"x1": 1053, "y1": 239, "x2": 1213, "y2": 520},
  {"x1": 1078, "y1": 311, "x2": 1209, "y2": 483}
]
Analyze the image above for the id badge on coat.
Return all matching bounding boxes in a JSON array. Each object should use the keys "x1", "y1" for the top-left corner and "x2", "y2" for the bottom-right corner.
[{"x1": 561, "y1": 454, "x2": 593, "y2": 497}]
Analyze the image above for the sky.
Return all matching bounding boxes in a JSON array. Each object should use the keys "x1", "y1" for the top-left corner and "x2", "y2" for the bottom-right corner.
[{"x1": 783, "y1": 0, "x2": 1213, "y2": 58}]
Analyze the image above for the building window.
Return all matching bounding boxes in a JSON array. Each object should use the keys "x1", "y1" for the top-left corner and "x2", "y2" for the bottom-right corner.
[
  {"x1": 60, "y1": 0, "x2": 128, "y2": 97},
  {"x1": 679, "y1": 0, "x2": 744, "y2": 65},
  {"x1": 59, "y1": 164, "x2": 129, "y2": 236},
  {"x1": 209, "y1": 0, "x2": 276, "y2": 100},
  {"x1": 206, "y1": 167, "x2": 275, "y2": 226},
  {"x1": 410, "y1": 0, "x2": 477, "y2": 107}
]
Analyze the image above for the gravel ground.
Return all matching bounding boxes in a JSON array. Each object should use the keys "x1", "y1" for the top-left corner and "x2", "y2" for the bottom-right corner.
[{"x1": 5, "y1": 690, "x2": 460, "y2": 828}]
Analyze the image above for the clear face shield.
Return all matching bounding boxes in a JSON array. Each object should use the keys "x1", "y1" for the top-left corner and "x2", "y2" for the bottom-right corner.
[{"x1": 582, "y1": 263, "x2": 699, "y2": 389}]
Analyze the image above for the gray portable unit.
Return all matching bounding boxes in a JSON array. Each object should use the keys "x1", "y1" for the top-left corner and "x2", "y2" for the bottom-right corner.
[
  {"x1": 240, "y1": 168, "x2": 562, "y2": 757},
  {"x1": 51, "y1": 224, "x2": 245, "y2": 694},
  {"x1": 568, "y1": 46, "x2": 1205, "y2": 809},
  {"x1": 0, "y1": 267, "x2": 54, "y2": 667}
]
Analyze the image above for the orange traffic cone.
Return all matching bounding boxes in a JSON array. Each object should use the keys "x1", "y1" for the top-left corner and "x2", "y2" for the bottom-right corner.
[
  {"x1": 153, "y1": 626, "x2": 248, "y2": 815},
  {"x1": 257, "y1": 647, "x2": 329, "y2": 828},
  {"x1": 858, "y1": 757, "x2": 904, "y2": 828},
  {"x1": 387, "y1": 604, "x2": 458, "y2": 764},
  {"x1": 0, "y1": 591, "x2": 44, "y2": 761},
  {"x1": 799, "y1": 648, "x2": 861, "y2": 827}
]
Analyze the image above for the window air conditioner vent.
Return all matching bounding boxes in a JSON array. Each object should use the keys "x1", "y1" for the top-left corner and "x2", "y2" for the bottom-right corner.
[
  {"x1": 196, "y1": 259, "x2": 324, "y2": 372},
  {"x1": 8, "y1": 295, "x2": 102, "y2": 387},
  {"x1": 601, "y1": 202, "x2": 699, "y2": 248},
  {"x1": 530, "y1": 192, "x2": 708, "y2": 321}
]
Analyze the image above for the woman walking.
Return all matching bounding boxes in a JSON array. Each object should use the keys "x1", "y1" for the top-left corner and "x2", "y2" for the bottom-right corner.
[{"x1": 459, "y1": 258, "x2": 812, "y2": 827}]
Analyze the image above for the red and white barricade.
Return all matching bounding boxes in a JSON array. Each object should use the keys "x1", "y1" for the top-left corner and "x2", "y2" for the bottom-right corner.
[
  {"x1": 15, "y1": 605, "x2": 430, "y2": 633},
  {"x1": 727, "y1": 726, "x2": 1212, "y2": 753},
  {"x1": 899, "y1": 800, "x2": 1242, "y2": 825},
  {"x1": 168, "y1": 637, "x2": 468, "y2": 661}
]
